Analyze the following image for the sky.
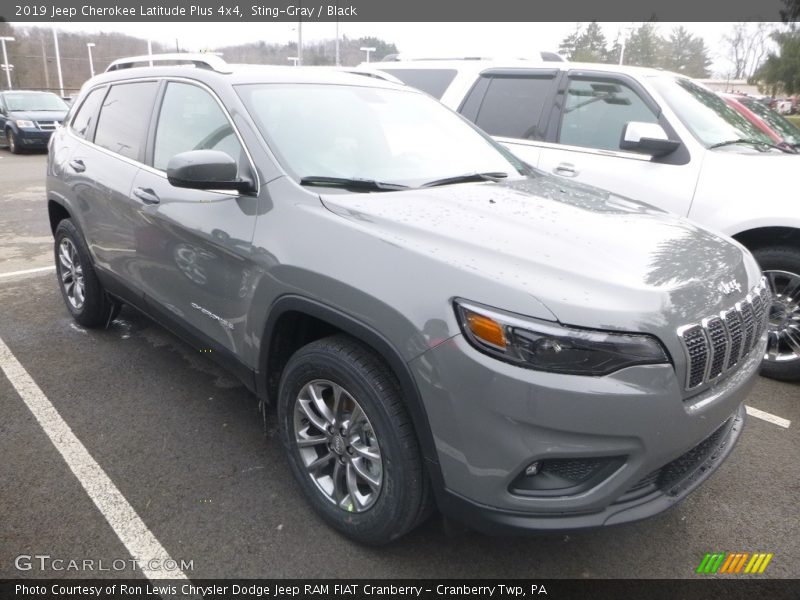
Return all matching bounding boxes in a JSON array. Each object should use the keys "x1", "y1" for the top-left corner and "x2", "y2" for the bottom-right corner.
[{"x1": 17, "y1": 21, "x2": 753, "y2": 77}]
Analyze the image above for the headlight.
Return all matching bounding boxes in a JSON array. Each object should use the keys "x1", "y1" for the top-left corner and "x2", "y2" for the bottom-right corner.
[
  {"x1": 454, "y1": 299, "x2": 669, "y2": 376},
  {"x1": 15, "y1": 120, "x2": 36, "y2": 128}
]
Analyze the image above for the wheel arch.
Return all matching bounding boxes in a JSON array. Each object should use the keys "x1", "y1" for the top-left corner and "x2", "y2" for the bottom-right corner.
[
  {"x1": 257, "y1": 294, "x2": 443, "y2": 487},
  {"x1": 48, "y1": 198, "x2": 72, "y2": 235},
  {"x1": 732, "y1": 226, "x2": 800, "y2": 252}
]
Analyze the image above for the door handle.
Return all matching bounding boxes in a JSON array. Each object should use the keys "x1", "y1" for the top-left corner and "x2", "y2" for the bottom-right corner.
[
  {"x1": 68, "y1": 159, "x2": 86, "y2": 173},
  {"x1": 133, "y1": 187, "x2": 160, "y2": 205},
  {"x1": 553, "y1": 162, "x2": 578, "y2": 177}
]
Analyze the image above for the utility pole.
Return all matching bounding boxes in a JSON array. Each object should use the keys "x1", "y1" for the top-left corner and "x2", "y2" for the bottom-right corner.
[
  {"x1": 87, "y1": 42, "x2": 96, "y2": 77},
  {"x1": 52, "y1": 28, "x2": 64, "y2": 97},
  {"x1": 0, "y1": 36, "x2": 14, "y2": 90},
  {"x1": 360, "y1": 46, "x2": 376, "y2": 63},
  {"x1": 41, "y1": 37, "x2": 51, "y2": 90},
  {"x1": 335, "y1": 19, "x2": 340, "y2": 66}
]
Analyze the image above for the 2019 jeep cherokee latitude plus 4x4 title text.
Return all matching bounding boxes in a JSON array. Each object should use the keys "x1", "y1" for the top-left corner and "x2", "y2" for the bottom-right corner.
[{"x1": 46, "y1": 55, "x2": 768, "y2": 543}]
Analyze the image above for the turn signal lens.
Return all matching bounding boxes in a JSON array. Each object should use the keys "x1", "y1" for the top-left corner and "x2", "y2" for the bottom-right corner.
[{"x1": 465, "y1": 310, "x2": 507, "y2": 349}]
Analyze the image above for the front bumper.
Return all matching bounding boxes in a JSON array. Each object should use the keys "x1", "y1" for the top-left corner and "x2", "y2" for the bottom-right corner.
[
  {"x1": 16, "y1": 128, "x2": 55, "y2": 147},
  {"x1": 410, "y1": 332, "x2": 764, "y2": 532}
]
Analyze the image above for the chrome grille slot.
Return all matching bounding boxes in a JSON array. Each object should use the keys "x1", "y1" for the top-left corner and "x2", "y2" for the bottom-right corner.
[
  {"x1": 705, "y1": 317, "x2": 728, "y2": 380},
  {"x1": 722, "y1": 309, "x2": 743, "y2": 369},
  {"x1": 679, "y1": 278, "x2": 770, "y2": 391}
]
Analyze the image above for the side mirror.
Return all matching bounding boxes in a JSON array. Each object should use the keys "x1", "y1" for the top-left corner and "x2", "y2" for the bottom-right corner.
[
  {"x1": 166, "y1": 150, "x2": 253, "y2": 193},
  {"x1": 620, "y1": 122, "x2": 681, "y2": 157}
]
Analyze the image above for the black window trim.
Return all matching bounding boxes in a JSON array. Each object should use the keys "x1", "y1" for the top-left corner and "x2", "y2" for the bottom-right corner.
[
  {"x1": 552, "y1": 69, "x2": 691, "y2": 166},
  {"x1": 65, "y1": 75, "x2": 260, "y2": 195}
]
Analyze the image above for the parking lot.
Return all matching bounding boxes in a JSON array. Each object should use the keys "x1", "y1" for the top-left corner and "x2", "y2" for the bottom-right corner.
[{"x1": 1, "y1": 152, "x2": 798, "y2": 579}]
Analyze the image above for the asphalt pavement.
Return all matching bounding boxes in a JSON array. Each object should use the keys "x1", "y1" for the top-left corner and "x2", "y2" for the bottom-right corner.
[{"x1": 1, "y1": 152, "x2": 797, "y2": 579}]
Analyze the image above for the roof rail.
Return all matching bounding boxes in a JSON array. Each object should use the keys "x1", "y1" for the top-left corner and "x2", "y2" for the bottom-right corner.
[{"x1": 105, "y1": 53, "x2": 232, "y2": 74}]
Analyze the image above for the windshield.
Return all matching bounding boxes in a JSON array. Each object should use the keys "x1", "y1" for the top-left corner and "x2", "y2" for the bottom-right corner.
[
  {"x1": 3, "y1": 92, "x2": 68, "y2": 112},
  {"x1": 236, "y1": 83, "x2": 527, "y2": 188},
  {"x1": 739, "y1": 97, "x2": 800, "y2": 146},
  {"x1": 650, "y1": 76, "x2": 773, "y2": 148}
]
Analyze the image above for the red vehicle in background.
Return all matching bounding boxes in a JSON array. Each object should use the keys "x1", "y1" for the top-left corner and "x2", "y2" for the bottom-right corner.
[{"x1": 721, "y1": 93, "x2": 800, "y2": 152}]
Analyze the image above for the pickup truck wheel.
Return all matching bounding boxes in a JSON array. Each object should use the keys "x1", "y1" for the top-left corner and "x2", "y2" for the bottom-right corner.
[
  {"x1": 277, "y1": 334, "x2": 432, "y2": 544},
  {"x1": 753, "y1": 246, "x2": 800, "y2": 382},
  {"x1": 7, "y1": 129, "x2": 21, "y2": 154},
  {"x1": 54, "y1": 219, "x2": 115, "y2": 328}
]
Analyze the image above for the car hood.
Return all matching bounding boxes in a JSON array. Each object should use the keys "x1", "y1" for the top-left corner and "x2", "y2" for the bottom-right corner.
[
  {"x1": 320, "y1": 175, "x2": 760, "y2": 335},
  {"x1": 8, "y1": 109, "x2": 68, "y2": 122}
]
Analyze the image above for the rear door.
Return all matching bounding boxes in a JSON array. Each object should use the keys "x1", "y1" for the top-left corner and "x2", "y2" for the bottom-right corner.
[
  {"x1": 457, "y1": 69, "x2": 560, "y2": 168},
  {"x1": 535, "y1": 71, "x2": 700, "y2": 216},
  {"x1": 65, "y1": 81, "x2": 159, "y2": 295},
  {"x1": 130, "y1": 80, "x2": 259, "y2": 357}
]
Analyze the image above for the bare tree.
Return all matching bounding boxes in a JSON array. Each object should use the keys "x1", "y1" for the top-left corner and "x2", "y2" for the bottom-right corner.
[{"x1": 722, "y1": 22, "x2": 775, "y2": 80}]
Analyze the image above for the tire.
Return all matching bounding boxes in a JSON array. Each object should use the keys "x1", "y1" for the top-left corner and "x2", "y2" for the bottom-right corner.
[
  {"x1": 54, "y1": 219, "x2": 115, "y2": 328},
  {"x1": 7, "y1": 129, "x2": 21, "y2": 154},
  {"x1": 277, "y1": 334, "x2": 433, "y2": 544},
  {"x1": 752, "y1": 246, "x2": 800, "y2": 382}
]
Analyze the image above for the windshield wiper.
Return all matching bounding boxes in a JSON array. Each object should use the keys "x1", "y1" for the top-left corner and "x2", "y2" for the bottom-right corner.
[
  {"x1": 299, "y1": 176, "x2": 409, "y2": 192},
  {"x1": 421, "y1": 172, "x2": 509, "y2": 188},
  {"x1": 709, "y1": 139, "x2": 791, "y2": 153}
]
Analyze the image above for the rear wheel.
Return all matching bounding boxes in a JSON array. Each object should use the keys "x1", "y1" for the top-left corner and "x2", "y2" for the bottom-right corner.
[
  {"x1": 54, "y1": 219, "x2": 116, "y2": 328},
  {"x1": 277, "y1": 335, "x2": 432, "y2": 544},
  {"x1": 753, "y1": 246, "x2": 800, "y2": 382}
]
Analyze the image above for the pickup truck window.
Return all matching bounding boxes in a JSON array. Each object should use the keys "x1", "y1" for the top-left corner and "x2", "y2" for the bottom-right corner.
[
  {"x1": 559, "y1": 78, "x2": 658, "y2": 152},
  {"x1": 474, "y1": 76, "x2": 555, "y2": 139},
  {"x1": 376, "y1": 68, "x2": 457, "y2": 100}
]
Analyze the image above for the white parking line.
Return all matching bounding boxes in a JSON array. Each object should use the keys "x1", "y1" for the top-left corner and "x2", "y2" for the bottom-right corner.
[
  {"x1": 746, "y1": 405, "x2": 791, "y2": 429},
  {"x1": 0, "y1": 265, "x2": 55, "y2": 280},
  {"x1": 0, "y1": 335, "x2": 188, "y2": 581}
]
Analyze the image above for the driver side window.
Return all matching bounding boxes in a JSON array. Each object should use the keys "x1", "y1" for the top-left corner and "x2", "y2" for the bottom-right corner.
[
  {"x1": 153, "y1": 82, "x2": 243, "y2": 171},
  {"x1": 559, "y1": 78, "x2": 658, "y2": 152}
]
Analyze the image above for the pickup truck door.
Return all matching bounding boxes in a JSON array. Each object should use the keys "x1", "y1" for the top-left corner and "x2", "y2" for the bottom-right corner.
[{"x1": 534, "y1": 70, "x2": 701, "y2": 217}]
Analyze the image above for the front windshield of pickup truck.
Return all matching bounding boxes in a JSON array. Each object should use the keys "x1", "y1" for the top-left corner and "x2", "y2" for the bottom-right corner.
[
  {"x1": 236, "y1": 83, "x2": 527, "y2": 189},
  {"x1": 739, "y1": 96, "x2": 800, "y2": 147},
  {"x1": 651, "y1": 76, "x2": 774, "y2": 148}
]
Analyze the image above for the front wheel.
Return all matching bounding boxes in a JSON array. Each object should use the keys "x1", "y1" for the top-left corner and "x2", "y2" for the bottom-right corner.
[
  {"x1": 277, "y1": 335, "x2": 432, "y2": 544},
  {"x1": 7, "y1": 129, "x2": 21, "y2": 154},
  {"x1": 753, "y1": 246, "x2": 800, "y2": 382}
]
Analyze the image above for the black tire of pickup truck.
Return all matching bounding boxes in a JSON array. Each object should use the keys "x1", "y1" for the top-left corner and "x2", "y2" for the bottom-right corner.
[
  {"x1": 277, "y1": 334, "x2": 433, "y2": 544},
  {"x1": 753, "y1": 246, "x2": 800, "y2": 382}
]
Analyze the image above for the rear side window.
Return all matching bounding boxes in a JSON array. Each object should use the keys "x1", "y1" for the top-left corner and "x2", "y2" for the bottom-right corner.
[
  {"x1": 559, "y1": 78, "x2": 658, "y2": 151},
  {"x1": 70, "y1": 87, "x2": 106, "y2": 140},
  {"x1": 153, "y1": 82, "x2": 242, "y2": 171},
  {"x1": 378, "y1": 69, "x2": 457, "y2": 99},
  {"x1": 94, "y1": 82, "x2": 159, "y2": 161},
  {"x1": 473, "y1": 76, "x2": 556, "y2": 139}
]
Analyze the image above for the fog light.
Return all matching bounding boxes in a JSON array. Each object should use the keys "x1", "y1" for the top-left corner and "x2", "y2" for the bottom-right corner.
[{"x1": 525, "y1": 461, "x2": 541, "y2": 476}]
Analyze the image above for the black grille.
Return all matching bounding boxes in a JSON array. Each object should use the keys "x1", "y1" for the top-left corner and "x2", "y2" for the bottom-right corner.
[
  {"x1": 679, "y1": 279, "x2": 770, "y2": 391},
  {"x1": 617, "y1": 417, "x2": 735, "y2": 504},
  {"x1": 540, "y1": 458, "x2": 607, "y2": 482}
]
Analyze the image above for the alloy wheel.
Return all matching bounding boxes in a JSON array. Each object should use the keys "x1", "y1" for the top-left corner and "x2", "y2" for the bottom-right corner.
[
  {"x1": 764, "y1": 270, "x2": 800, "y2": 363},
  {"x1": 58, "y1": 238, "x2": 85, "y2": 310},
  {"x1": 293, "y1": 379, "x2": 383, "y2": 513}
]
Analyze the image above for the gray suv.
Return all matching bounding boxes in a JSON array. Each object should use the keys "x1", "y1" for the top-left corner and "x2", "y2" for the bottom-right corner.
[{"x1": 47, "y1": 54, "x2": 769, "y2": 544}]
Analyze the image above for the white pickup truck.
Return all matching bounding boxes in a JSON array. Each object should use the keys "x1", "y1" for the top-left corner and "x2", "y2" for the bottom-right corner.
[{"x1": 364, "y1": 58, "x2": 800, "y2": 381}]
